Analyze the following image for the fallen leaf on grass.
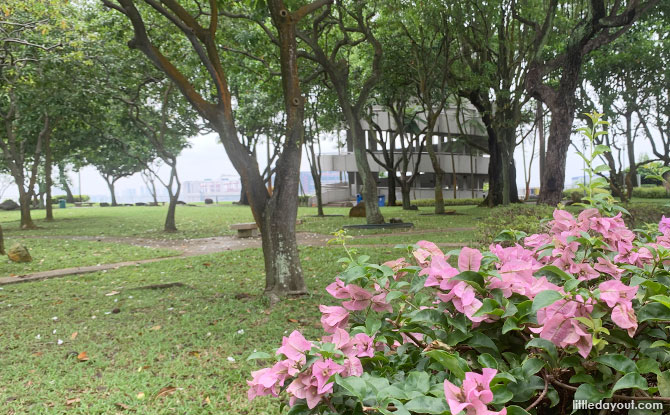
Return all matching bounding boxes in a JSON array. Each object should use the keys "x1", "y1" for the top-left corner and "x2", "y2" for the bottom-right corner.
[
  {"x1": 136, "y1": 392, "x2": 145, "y2": 400},
  {"x1": 77, "y1": 351, "x2": 89, "y2": 362},
  {"x1": 149, "y1": 325, "x2": 161, "y2": 331},
  {"x1": 114, "y1": 402, "x2": 131, "y2": 411},
  {"x1": 202, "y1": 262, "x2": 211, "y2": 267},
  {"x1": 287, "y1": 318, "x2": 298, "y2": 323},
  {"x1": 70, "y1": 332, "x2": 78, "y2": 340},
  {"x1": 188, "y1": 351, "x2": 200, "y2": 358},
  {"x1": 155, "y1": 386, "x2": 177, "y2": 399},
  {"x1": 65, "y1": 398, "x2": 80, "y2": 406},
  {"x1": 105, "y1": 291, "x2": 120, "y2": 296}
]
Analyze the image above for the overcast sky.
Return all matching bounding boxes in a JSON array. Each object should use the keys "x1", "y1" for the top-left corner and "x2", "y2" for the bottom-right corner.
[{"x1": 0, "y1": 124, "x2": 656, "y2": 203}]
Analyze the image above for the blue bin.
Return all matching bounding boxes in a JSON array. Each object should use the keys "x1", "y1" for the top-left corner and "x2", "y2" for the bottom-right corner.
[
  {"x1": 356, "y1": 194, "x2": 362, "y2": 204},
  {"x1": 378, "y1": 195, "x2": 386, "y2": 207},
  {"x1": 58, "y1": 199, "x2": 66, "y2": 209}
]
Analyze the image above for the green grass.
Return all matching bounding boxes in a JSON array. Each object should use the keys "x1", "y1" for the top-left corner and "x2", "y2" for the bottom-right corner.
[
  {"x1": 0, "y1": 246, "x2": 399, "y2": 414},
  {"x1": 0, "y1": 204, "x2": 485, "y2": 240},
  {"x1": 0, "y1": 238, "x2": 179, "y2": 276}
]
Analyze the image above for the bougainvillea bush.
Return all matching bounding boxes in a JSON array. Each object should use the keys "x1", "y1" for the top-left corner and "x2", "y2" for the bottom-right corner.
[
  {"x1": 248, "y1": 114, "x2": 670, "y2": 414},
  {"x1": 247, "y1": 210, "x2": 670, "y2": 414}
]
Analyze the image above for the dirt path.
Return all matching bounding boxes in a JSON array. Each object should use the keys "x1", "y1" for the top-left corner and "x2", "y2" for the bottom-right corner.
[{"x1": 0, "y1": 230, "x2": 471, "y2": 285}]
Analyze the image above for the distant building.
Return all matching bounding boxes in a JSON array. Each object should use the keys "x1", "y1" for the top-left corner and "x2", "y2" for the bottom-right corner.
[
  {"x1": 182, "y1": 176, "x2": 242, "y2": 202},
  {"x1": 318, "y1": 102, "x2": 490, "y2": 202}
]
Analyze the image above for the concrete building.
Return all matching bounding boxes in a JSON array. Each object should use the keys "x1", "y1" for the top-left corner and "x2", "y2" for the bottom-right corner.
[
  {"x1": 181, "y1": 176, "x2": 242, "y2": 202},
  {"x1": 318, "y1": 102, "x2": 490, "y2": 203}
]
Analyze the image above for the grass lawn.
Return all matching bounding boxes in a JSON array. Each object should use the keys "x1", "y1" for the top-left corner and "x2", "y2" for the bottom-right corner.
[
  {"x1": 0, "y1": 238, "x2": 179, "y2": 276},
  {"x1": 0, "y1": 204, "x2": 486, "y2": 240},
  {"x1": 0, "y1": 246, "x2": 400, "y2": 414}
]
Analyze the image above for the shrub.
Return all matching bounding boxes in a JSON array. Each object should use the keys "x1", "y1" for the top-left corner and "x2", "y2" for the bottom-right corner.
[
  {"x1": 476, "y1": 204, "x2": 554, "y2": 245},
  {"x1": 248, "y1": 210, "x2": 670, "y2": 415},
  {"x1": 411, "y1": 198, "x2": 482, "y2": 207},
  {"x1": 632, "y1": 186, "x2": 669, "y2": 199},
  {"x1": 204, "y1": 198, "x2": 214, "y2": 204},
  {"x1": 624, "y1": 203, "x2": 670, "y2": 229}
]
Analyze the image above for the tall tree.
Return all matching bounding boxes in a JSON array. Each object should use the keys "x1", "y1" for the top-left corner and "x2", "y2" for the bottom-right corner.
[
  {"x1": 520, "y1": 0, "x2": 659, "y2": 205},
  {"x1": 298, "y1": 0, "x2": 385, "y2": 224},
  {"x1": 104, "y1": 0, "x2": 331, "y2": 300}
]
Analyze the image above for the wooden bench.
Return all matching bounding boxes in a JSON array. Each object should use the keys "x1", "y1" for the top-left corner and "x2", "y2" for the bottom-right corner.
[
  {"x1": 74, "y1": 202, "x2": 95, "y2": 207},
  {"x1": 230, "y1": 219, "x2": 303, "y2": 238}
]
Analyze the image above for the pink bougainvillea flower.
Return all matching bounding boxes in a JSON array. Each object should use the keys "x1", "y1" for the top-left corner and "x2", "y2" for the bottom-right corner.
[
  {"x1": 444, "y1": 369, "x2": 506, "y2": 415},
  {"x1": 569, "y1": 262, "x2": 600, "y2": 281},
  {"x1": 598, "y1": 280, "x2": 638, "y2": 308},
  {"x1": 611, "y1": 303, "x2": 638, "y2": 337},
  {"x1": 422, "y1": 255, "x2": 459, "y2": 289},
  {"x1": 371, "y1": 292, "x2": 393, "y2": 313},
  {"x1": 247, "y1": 367, "x2": 280, "y2": 400},
  {"x1": 342, "y1": 284, "x2": 373, "y2": 311},
  {"x1": 319, "y1": 305, "x2": 349, "y2": 333},
  {"x1": 383, "y1": 257, "x2": 410, "y2": 279},
  {"x1": 286, "y1": 371, "x2": 321, "y2": 409},
  {"x1": 342, "y1": 356, "x2": 363, "y2": 377},
  {"x1": 312, "y1": 358, "x2": 344, "y2": 394},
  {"x1": 524, "y1": 233, "x2": 553, "y2": 250},
  {"x1": 414, "y1": 240, "x2": 445, "y2": 265},
  {"x1": 458, "y1": 247, "x2": 483, "y2": 272},
  {"x1": 593, "y1": 256, "x2": 623, "y2": 279},
  {"x1": 353, "y1": 333, "x2": 375, "y2": 358},
  {"x1": 325, "y1": 277, "x2": 350, "y2": 299},
  {"x1": 660, "y1": 215, "x2": 670, "y2": 234},
  {"x1": 551, "y1": 209, "x2": 578, "y2": 233},
  {"x1": 276, "y1": 330, "x2": 313, "y2": 363}
]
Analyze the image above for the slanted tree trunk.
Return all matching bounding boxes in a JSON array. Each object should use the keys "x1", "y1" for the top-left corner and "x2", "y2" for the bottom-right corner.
[
  {"x1": 306, "y1": 135, "x2": 324, "y2": 216},
  {"x1": 105, "y1": 177, "x2": 118, "y2": 206},
  {"x1": 161, "y1": 160, "x2": 181, "y2": 232},
  {"x1": 57, "y1": 163, "x2": 75, "y2": 203},
  {"x1": 45, "y1": 134, "x2": 54, "y2": 221}
]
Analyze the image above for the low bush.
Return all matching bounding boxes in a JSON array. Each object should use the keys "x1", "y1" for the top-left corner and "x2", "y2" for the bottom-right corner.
[
  {"x1": 632, "y1": 186, "x2": 669, "y2": 199},
  {"x1": 476, "y1": 204, "x2": 554, "y2": 245},
  {"x1": 624, "y1": 203, "x2": 670, "y2": 229}
]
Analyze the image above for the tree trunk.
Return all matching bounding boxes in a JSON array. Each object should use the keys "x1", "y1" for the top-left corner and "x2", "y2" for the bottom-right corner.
[
  {"x1": 537, "y1": 100, "x2": 545, "y2": 182},
  {"x1": 45, "y1": 134, "x2": 53, "y2": 221},
  {"x1": 400, "y1": 182, "x2": 411, "y2": 210},
  {"x1": 351, "y1": 128, "x2": 384, "y2": 224},
  {"x1": 425, "y1": 128, "x2": 445, "y2": 214},
  {"x1": 106, "y1": 179, "x2": 118, "y2": 206},
  {"x1": 165, "y1": 195, "x2": 178, "y2": 232},
  {"x1": 58, "y1": 163, "x2": 75, "y2": 203},
  {"x1": 387, "y1": 170, "x2": 396, "y2": 207},
  {"x1": 19, "y1": 191, "x2": 36, "y2": 229},
  {"x1": 538, "y1": 106, "x2": 573, "y2": 205},
  {"x1": 625, "y1": 111, "x2": 637, "y2": 189},
  {"x1": 238, "y1": 181, "x2": 249, "y2": 205},
  {"x1": 0, "y1": 225, "x2": 5, "y2": 255}
]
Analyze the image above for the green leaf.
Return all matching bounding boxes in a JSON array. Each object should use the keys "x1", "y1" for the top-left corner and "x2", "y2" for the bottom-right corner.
[
  {"x1": 638, "y1": 303, "x2": 670, "y2": 322},
  {"x1": 649, "y1": 295, "x2": 670, "y2": 309},
  {"x1": 574, "y1": 383, "x2": 608, "y2": 403},
  {"x1": 473, "y1": 298, "x2": 501, "y2": 317},
  {"x1": 469, "y1": 332, "x2": 499, "y2": 353},
  {"x1": 385, "y1": 290, "x2": 404, "y2": 303},
  {"x1": 522, "y1": 358, "x2": 545, "y2": 378},
  {"x1": 502, "y1": 318, "x2": 520, "y2": 334},
  {"x1": 426, "y1": 350, "x2": 468, "y2": 378},
  {"x1": 404, "y1": 396, "x2": 449, "y2": 414},
  {"x1": 593, "y1": 354, "x2": 637, "y2": 373},
  {"x1": 525, "y1": 338, "x2": 558, "y2": 364},
  {"x1": 336, "y1": 375, "x2": 368, "y2": 400},
  {"x1": 491, "y1": 385, "x2": 513, "y2": 405},
  {"x1": 505, "y1": 406, "x2": 531, "y2": 415},
  {"x1": 611, "y1": 373, "x2": 648, "y2": 394},
  {"x1": 404, "y1": 371, "x2": 430, "y2": 395},
  {"x1": 478, "y1": 353, "x2": 498, "y2": 370},
  {"x1": 451, "y1": 271, "x2": 485, "y2": 291},
  {"x1": 531, "y1": 290, "x2": 564, "y2": 313},
  {"x1": 658, "y1": 371, "x2": 670, "y2": 397}
]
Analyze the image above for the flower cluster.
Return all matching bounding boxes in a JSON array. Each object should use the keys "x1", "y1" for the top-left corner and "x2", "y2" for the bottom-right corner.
[{"x1": 248, "y1": 210, "x2": 670, "y2": 415}]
